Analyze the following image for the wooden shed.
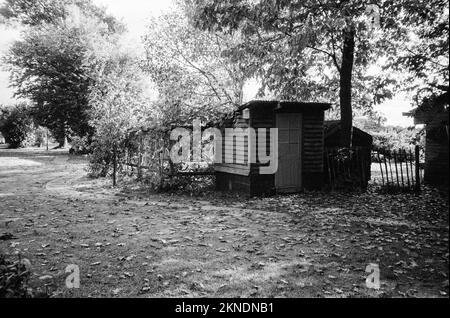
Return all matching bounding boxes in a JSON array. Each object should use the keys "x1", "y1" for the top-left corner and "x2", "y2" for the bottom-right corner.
[
  {"x1": 409, "y1": 91, "x2": 449, "y2": 186},
  {"x1": 214, "y1": 100, "x2": 331, "y2": 196},
  {"x1": 324, "y1": 120, "x2": 373, "y2": 186},
  {"x1": 324, "y1": 121, "x2": 373, "y2": 149}
]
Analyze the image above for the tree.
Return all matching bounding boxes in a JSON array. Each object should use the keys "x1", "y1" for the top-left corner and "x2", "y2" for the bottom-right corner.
[
  {"x1": 187, "y1": 0, "x2": 435, "y2": 146},
  {"x1": 0, "y1": 0, "x2": 124, "y2": 33},
  {"x1": 1, "y1": 0, "x2": 124, "y2": 146},
  {"x1": 0, "y1": 0, "x2": 67, "y2": 26},
  {"x1": 88, "y1": 44, "x2": 153, "y2": 144},
  {"x1": 388, "y1": 0, "x2": 449, "y2": 106},
  {"x1": 0, "y1": 103, "x2": 34, "y2": 148},
  {"x1": 86, "y1": 34, "x2": 156, "y2": 176},
  {"x1": 142, "y1": 7, "x2": 246, "y2": 125}
]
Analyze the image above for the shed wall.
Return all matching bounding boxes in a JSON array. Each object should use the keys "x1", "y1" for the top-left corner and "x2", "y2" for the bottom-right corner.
[
  {"x1": 302, "y1": 111, "x2": 326, "y2": 189},
  {"x1": 215, "y1": 105, "x2": 328, "y2": 195},
  {"x1": 424, "y1": 125, "x2": 449, "y2": 185}
]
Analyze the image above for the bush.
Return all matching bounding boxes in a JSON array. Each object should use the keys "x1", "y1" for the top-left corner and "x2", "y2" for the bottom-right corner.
[
  {"x1": 69, "y1": 136, "x2": 90, "y2": 155},
  {"x1": 0, "y1": 104, "x2": 35, "y2": 148},
  {"x1": 86, "y1": 140, "x2": 114, "y2": 177},
  {"x1": 372, "y1": 126, "x2": 425, "y2": 152}
]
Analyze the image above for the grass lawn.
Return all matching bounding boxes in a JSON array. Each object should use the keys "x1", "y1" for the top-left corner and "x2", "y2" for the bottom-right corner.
[{"x1": 0, "y1": 148, "x2": 448, "y2": 298}]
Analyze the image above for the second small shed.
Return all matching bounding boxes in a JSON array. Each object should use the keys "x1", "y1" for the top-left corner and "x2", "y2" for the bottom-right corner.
[
  {"x1": 410, "y1": 91, "x2": 449, "y2": 186},
  {"x1": 323, "y1": 121, "x2": 373, "y2": 187},
  {"x1": 215, "y1": 100, "x2": 331, "y2": 196}
]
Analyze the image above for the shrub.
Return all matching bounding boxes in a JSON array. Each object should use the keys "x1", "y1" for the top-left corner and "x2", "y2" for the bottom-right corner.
[
  {"x1": 372, "y1": 126, "x2": 425, "y2": 152},
  {"x1": 86, "y1": 139, "x2": 115, "y2": 177},
  {"x1": 69, "y1": 136, "x2": 90, "y2": 155},
  {"x1": 0, "y1": 104, "x2": 35, "y2": 148}
]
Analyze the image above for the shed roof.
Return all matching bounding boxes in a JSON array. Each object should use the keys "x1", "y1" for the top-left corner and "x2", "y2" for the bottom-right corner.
[
  {"x1": 324, "y1": 120, "x2": 373, "y2": 145},
  {"x1": 238, "y1": 100, "x2": 331, "y2": 112}
]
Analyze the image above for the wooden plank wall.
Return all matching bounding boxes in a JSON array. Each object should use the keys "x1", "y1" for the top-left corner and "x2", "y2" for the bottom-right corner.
[
  {"x1": 424, "y1": 124, "x2": 449, "y2": 185},
  {"x1": 216, "y1": 107, "x2": 327, "y2": 195},
  {"x1": 220, "y1": 112, "x2": 249, "y2": 165},
  {"x1": 302, "y1": 111, "x2": 326, "y2": 189},
  {"x1": 249, "y1": 107, "x2": 276, "y2": 195},
  {"x1": 215, "y1": 111, "x2": 253, "y2": 194},
  {"x1": 251, "y1": 107, "x2": 274, "y2": 167}
]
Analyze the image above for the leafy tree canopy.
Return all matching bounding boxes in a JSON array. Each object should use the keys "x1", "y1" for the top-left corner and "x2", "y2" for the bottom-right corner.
[
  {"x1": 187, "y1": 0, "x2": 448, "y2": 144},
  {"x1": 0, "y1": 0, "x2": 125, "y2": 32},
  {"x1": 0, "y1": 102, "x2": 34, "y2": 148},
  {"x1": 142, "y1": 6, "x2": 247, "y2": 125},
  {"x1": 2, "y1": 0, "x2": 125, "y2": 144}
]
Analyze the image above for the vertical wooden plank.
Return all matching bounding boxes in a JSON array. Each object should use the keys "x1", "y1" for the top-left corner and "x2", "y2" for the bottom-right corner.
[
  {"x1": 409, "y1": 149, "x2": 413, "y2": 190},
  {"x1": 415, "y1": 145, "x2": 421, "y2": 192},
  {"x1": 383, "y1": 152, "x2": 390, "y2": 186},
  {"x1": 388, "y1": 152, "x2": 394, "y2": 185},
  {"x1": 393, "y1": 150, "x2": 400, "y2": 189},
  {"x1": 404, "y1": 149, "x2": 411, "y2": 189},
  {"x1": 378, "y1": 152, "x2": 385, "y2": 186},
  {"x1": 399, "y1": 150, "x2": 405, "y2": 188},
  {"x1": 412, "y1": 147, "x2": 419, "y2": 192}
]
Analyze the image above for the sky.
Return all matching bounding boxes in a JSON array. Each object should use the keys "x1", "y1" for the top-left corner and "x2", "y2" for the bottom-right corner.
[
  {"x1": 92, "y1": 0, "x2": 174, "y2": 38},
  {"x1": 0, "y1": 23, "x2": 21, "y2": 105},
  {"x1": 0, "y1": 0, "x2": 414, "y2": 126}
]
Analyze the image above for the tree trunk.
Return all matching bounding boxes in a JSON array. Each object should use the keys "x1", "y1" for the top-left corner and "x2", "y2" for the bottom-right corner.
[{"x1": 339, "y1": 27, "x2": 355, "y2": 147}]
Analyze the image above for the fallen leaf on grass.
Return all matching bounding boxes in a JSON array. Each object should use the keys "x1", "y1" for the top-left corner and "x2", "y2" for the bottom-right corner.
[{"x1": 112, "y1": 288, "x2": 121, "y2": 295}]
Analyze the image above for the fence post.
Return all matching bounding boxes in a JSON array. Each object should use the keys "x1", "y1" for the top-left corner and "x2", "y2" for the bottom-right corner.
[
  {"x1": 113, "y1": 143, "x2": 117, "y2": 187},
  {"x1": 377, "y1": 152, "x2": 385, "y2": 186},
  {"x1": 404, "y1": 149, "x2": 411, "y2": 189},
  {"x1": 138, "y1": 135, "x2": 143, "y2": 180},
  {"x1": 393, "y1": 150, "x2": 400, "y2": 189},
  {"x1": 388, "y1": 152, "x2": 394, "y2": 185},
  {"x1": 415, "y1": 145, "x2": 421, "y2": 192},
  {"x1": 383, "y1": 152, "x2": 390, "y2": 186}
]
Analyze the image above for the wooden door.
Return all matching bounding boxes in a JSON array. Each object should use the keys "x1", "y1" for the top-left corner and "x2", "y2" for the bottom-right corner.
[{"x1": 275, "y1": 113, "x2": 302, "y2": 192}]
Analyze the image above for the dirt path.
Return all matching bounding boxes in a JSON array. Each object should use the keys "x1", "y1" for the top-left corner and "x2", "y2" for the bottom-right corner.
[{"x1": 0, "y1": 148, "x2": 448, "y2": 298}]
